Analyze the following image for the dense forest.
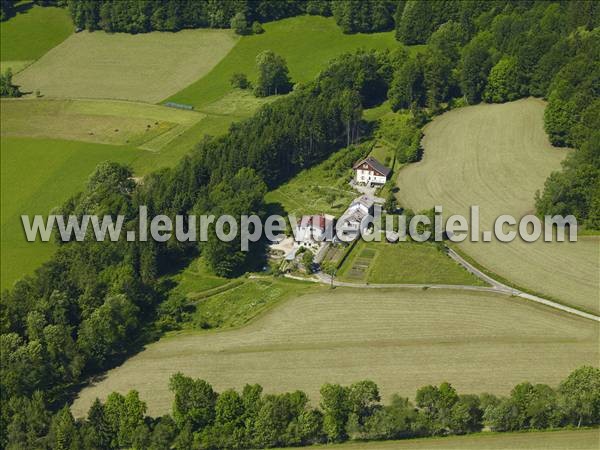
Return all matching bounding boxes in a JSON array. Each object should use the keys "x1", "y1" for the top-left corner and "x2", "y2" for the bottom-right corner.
[{"x1": 1, "y1": 1, "x2": 599, "y2": 448}]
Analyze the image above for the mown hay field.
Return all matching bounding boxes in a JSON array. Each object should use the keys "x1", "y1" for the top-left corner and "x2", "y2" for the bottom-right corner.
[
  {"x1": 0, "y1": 1, "x2": 73, "y2": 73},
  {"x1": 303, "y1": 429, "x2": 600, "y2": 450},
  {"x1": 0, "y1": 137, "x2": 145, "y2": 288},
  {"x1": 14, "y1": 28, "x2": 238, "y2": 102},
  {"x1": 0, "y1": 98, "x2": 205, "y2": 150},
  {"x1": 396, "y1": 98, "x2": 599, "y2": 314},
  {"x1": 71, "y1": 287, "x2": 598, "y2": 416}
]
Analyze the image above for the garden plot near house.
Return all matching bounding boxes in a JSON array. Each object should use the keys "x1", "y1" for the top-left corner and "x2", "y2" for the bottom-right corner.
[
  {"x1": 338, "y1": 240, "x2": 484, "y2": 285},
  {"x1": 396, "y1": 98, "x2": 599, "y2": 314},
  {"x1": 265, "y1": 145, "x2": 366, "y2": 217},
  {"x1": 14, "y1": 28, "x2": 238, "y2": 102},
  {"x1": 71, "y1": 287, "x2": 598, "y2": 417}
]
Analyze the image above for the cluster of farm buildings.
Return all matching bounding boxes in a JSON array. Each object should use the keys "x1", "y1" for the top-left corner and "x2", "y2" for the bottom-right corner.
[{"x1": 280, "y1": 156, "x2": 391, "y2": 263}]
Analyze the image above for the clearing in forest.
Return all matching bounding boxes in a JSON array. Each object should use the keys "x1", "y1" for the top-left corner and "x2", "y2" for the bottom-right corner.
[
  {"x1": 395, "y1": 98, "x2": 599, "y2": 314},
  {"x1": 71, "y1": 287, "x2": 598, "y2": 417}
]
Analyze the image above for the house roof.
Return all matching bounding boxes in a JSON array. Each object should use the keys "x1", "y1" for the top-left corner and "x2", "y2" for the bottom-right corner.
[
  {"x1": 299, "y1": 214, "x2": 327, "y2": 231},
  {"x1": 350, "y1": 195, "x2": 374, "y2": 210},
  {"x1": 352, "y1": 156, "x2": 391, "y2": 177}
]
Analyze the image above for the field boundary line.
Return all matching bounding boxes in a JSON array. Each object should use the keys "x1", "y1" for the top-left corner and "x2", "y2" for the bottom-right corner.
[
  {"x1": 309, "y1": 271, "x2": 600, "y2": 322},
  {"x1": 448, "y1": 245, "x2": 600, "y2": 321}
]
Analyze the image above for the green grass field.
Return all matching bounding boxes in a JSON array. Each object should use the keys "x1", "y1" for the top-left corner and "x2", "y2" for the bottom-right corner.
[
  {"x1": 396, "y1": 98, "x2": 599, "y2": 314},
  {"x1": 299, "y1": 429, "x2": 600, "y2": 450},
  {"x1": 170, "y1": 257, "x2": 231, "y2": 298},
  {"x1": 189, "y1": 277, "x2": 318, "y2": 330},
  {"x1": 71, "y1": 286, "x2": 598, "y2": 416},
  {"x1": 166, "y1": 15, "x2": 403, "y2": 110},
  {"x1": 338, "y1": 240, "x2": 484, "y2": 285},
  {"x1": 14, "y1": 28, "x2": 238, "y2": 102},
  {"x1": 0, "y1": 137, "x2": 145, "y2": 288},
  {"x1": 0, "y1": 1, "x2": 72, "y2": 73}
]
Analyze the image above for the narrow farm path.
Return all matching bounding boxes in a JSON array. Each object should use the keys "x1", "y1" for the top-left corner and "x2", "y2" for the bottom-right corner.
[{"x1": 297, "y1": 248, "x2": 600, "y2": 323}]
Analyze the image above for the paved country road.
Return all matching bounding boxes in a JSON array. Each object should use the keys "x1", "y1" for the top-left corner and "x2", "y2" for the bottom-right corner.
[{"x1": 285, "y1": 247, "x2": 600, "y2": 323}]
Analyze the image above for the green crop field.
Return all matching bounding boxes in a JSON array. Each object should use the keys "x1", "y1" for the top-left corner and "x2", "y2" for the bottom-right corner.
[
  {"x1": 166, "y1": 15, "x2": 406, "y2": 111},
  {"x1": 396, "y1": 98, "x2": 600, "y2": 314},
  {"x1": 14, "y1": 28, "x2": 238, "y2": 102},
  {"x1": 302, "y1": 429, "x2": 600, "y2": 450},
  {"x1": 338, "y1": 240, "x2": 484, "y2": 285},
  {"x1": 0, "y1": 137, "x2": 145, "y2": 288},
  {"x1": 0, "y1": 1, "x2": 73, "y2": 74},
  {"x1": 71, "y1": 287, "x2": 598, "y2": 417}
]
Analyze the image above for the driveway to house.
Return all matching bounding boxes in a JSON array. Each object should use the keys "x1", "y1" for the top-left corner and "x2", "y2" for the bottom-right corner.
[{"x1": 349, "y1": 180, "x2": 385, "y2": 203}]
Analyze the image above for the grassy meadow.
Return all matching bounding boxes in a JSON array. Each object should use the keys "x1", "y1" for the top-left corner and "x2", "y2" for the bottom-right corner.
[
  {"x1": 14, "y1": 28, "x2": 238, "y2": 102},
  {"x1": 0, "y1": 1, "x2": 72, "y2": 74},
  {"x1": 71, "y1": 286, "x2": 598, "y2": 416},
  {"x1": 338, "y1": 240, "x2": 484, "y2": 285},
  {"x1": 0, "y1": 137, "x2": 145, "y2": 288},
  {"x1": 265, "y1": 145, "x2": 368, "y2": 217},
  {"x1": 188, "y1": 277, "x2": 319, "y2": 330},
  {"x1": 166, "y1": 15, "x2": 404, "y2": 110},
  {"x1": 396, "y1": 98, "x2": 600, "y2": 314},
  {"x1": 303, "y1": 429, "x2": 600, "y2": 450}
]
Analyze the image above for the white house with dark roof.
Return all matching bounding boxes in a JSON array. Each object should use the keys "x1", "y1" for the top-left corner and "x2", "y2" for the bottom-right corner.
[{"x1": 353, "y1": 156, "x2": 391, "y2": 185}]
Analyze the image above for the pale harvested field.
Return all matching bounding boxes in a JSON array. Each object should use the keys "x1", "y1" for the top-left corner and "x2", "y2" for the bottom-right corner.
[
  {"x1": 72, "y1": 288, "x2": 598, "y2": 417},
  {"x1": 14, "y1": 29, "x2": 238, "y2": 102},
  {"x1": 0, "y1": 98, "x2": 204, "y2": 151},
  {"x1": 396, "y1": 98, "x2": 599, "y2": 314},
  {"x1": 309, "y1": 429, "x2": 600, "y2": 450}
]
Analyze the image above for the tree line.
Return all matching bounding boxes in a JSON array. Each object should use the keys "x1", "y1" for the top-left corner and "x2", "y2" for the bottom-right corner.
[
  {"x1": 5, "y1": 366, "x2": 599, "y2": 449},
  {"x1": 63, "y1": 0, "x2": 399, "y2": 34}
]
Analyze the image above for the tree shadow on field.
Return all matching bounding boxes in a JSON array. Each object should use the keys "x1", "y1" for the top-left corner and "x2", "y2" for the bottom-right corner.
[{"x1": 14, "y1": 1, "x2": 34, "y2": 16}]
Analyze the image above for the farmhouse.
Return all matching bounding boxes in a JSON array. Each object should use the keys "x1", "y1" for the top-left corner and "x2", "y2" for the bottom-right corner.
[
  {"x1": 353, "y1": 156, "x2": 391, "y2": 185},
  {"x1": 294, "y1": 214, "x2": 335, "y2": 248}
]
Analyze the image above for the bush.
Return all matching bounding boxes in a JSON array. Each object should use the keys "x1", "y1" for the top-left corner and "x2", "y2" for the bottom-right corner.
[
  {"x1": 230, "y1": 72, "x2": 250, "y2": 90},
  {"x1": 252, "y1": 21, "x2": 264, "y2": 34},
  {"x1": 0, "y1": 69, "x2": 21, "y2": 98},
  {"x1": 230, "y1": 12, "x2": 249, "y2": 35}
]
